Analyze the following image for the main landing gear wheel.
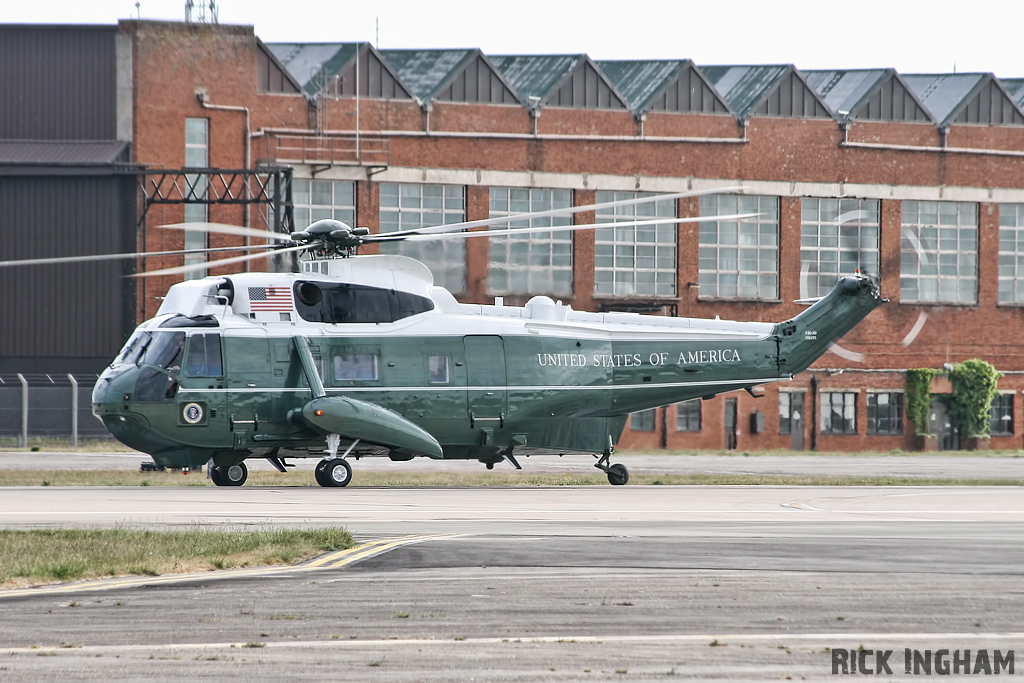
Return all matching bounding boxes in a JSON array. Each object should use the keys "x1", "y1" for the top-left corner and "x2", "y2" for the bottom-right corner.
[
  {"x1": 606, "y1": 463, "x2": 629, "y2": 486},
  {"x1": 210, "y1": 462, "x2": 247, "y2": 487},
  {"x1": 315, "y1": 459, "x2": 352, "y2": 488}
]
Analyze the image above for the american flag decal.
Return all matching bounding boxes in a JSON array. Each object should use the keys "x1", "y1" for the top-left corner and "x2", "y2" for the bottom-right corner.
[{"x1": 248, "y1": 286, "x2": 293, "y2": 312}]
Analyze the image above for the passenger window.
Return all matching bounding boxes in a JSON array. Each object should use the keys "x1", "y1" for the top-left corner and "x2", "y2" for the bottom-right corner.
[
  {"x1": 429, "y1": 355, "x2": 449, "y2": 384},
  {"x1": 185, "y1": 333, "x2": 223, "y2": 376},
  {"x1": 334, "y1": 353, "x2": 379, "y2": 381},
  {"x1": 295, "y1": 281, "x2": 434, "y2": 324}
]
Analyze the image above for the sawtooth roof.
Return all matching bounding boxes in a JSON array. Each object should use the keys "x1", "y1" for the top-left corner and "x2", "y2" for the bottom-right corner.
[
  {"x1": 378, "y1": 49, "x2": 519, "y2": 104},
  {"x1": 700, "y1": 64, "x2": 831, "y2": 120},
  {"x1": 596, "y1": 59, "x2": 731, "y2": 116},
  {"x1": 803, "y1": 68, "x2": 932, "y2": 123},
  {"x1": 903, "y1": 73, "x2": 1024, "y2": 127},
  {"x1": 491, "y1": 54, "x2": 627, "y2": 109}
]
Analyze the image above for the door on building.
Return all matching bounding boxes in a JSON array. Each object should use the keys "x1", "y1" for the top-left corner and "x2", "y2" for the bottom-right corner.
[
  {"x1": 725, "y1": 398, "x2": 738, "y2": 450},
  {"x1": 929, "y1": 395, "x2": 959, "y2": 451},
  {"x1": 790, "y1": 392, "x2": 805, "y2": 450}
]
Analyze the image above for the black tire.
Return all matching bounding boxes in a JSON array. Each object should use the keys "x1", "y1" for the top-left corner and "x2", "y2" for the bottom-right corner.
[
  {"x1": 314, "y1": 460, "x2": 330, "y2": 487},
  {"x1": 323, "y1": 459, "x2": 352, "y2": 488},
  {"x1": 607, "y1": 462, "x2": 629, "y2": 486},
  {"x1": 211, "y1": 462, "x2": 247, "y2": 487}
]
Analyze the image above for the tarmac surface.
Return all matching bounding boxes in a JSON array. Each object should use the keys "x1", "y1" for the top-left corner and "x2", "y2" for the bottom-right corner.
[{"x1": 0, "y1": 451, "x2": 1022, "y2": 680}]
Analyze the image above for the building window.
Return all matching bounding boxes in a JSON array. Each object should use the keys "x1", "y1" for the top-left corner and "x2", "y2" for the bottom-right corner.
[
  {"x1": 820, "y1": 392, "x2": 857, "y2": 434},
  {"x1": 379, "y1": 183, "x2": 466, "y2": 293},
  {"x1": 800, "y1": 198, "x2": 880, "y2": 298},
  {"x1": 631, "y1": 408, "x2": 656, "y2": 432},
  {"x1": 998, "y1": 204, "x2": 1024, "y2": 305},
  {"x1": 184, "y1": 117, "x2": 209, "y2": 280},
  {"x1": 594, "y1": 191, "x2": 677, "y2": 297},
  {"x1": 866, "y1": 392, "x2": 903, "y2": 435},
  {"x1": 990, "y1": 394, "x2": 1014, "y2": 435},
  {"x1": 675, "y1": 400, "x2": 701, "y2": 432},
  {"x1": 699, "y1": 194, "x2": 779, "y2": 299},
  {"x1": 293, "y1": 179, "x2": 355, "y2": 229},
  {"x1": 779, "y1": 393, "x2": 793, "y2": 435},
  {"x1": 900, "y1": 201, "x2": 978, "y2": 304},
  {"x1": 488, "y1": 187, "x2": 572, "y2": 296}
]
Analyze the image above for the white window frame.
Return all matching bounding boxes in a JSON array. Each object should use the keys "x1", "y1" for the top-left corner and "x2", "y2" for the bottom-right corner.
[
  {"x1": 379, "y1": 183, "x2": 466, "y2": 293},
  {"x1": 998, "y1": 203, "x2": 1024, "y2": 305},
  {"x1": 820, "y1": 391, "x2": 857, "y2": 435},
  {"x1": 594, "y1": 191, "x2": 677, "y2": 297},
  {"x1": 800, "y1": 198, "x2": 880, "y2": 298},
  {"x1": 293, "y1": 179, "x2": 355, "y2": 229},
  {"x1": 183, "y1": 117, "x2": 209, "y2": 280},
  {"x1": 488, "y1": 187, "x2": 573, "y2": 296},
  {"x1": 900, "y1": 200, "x2": 978, "y2": 304},
  {"x1": 699, "y1": 194, "x2": 779, "y2": 300}
]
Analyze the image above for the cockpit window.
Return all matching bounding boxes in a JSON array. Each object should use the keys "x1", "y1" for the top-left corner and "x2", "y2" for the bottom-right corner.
[
  {"x1": 115, "y1": 331, "x2": 151, "y2": 366},
  {"x1": 140, "y1": 331, "x2": 186, "y2": 373},
  {"x1": 294, "y1": 281, "x2": 433, "y2": 324}
]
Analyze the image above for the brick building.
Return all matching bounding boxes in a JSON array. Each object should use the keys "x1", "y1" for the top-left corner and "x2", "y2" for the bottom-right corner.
[{"x1": 6, "y1": 19, "x2": 1024, "y2": 450}]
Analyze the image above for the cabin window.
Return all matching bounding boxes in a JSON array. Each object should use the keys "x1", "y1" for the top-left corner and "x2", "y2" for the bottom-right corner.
[
  {"x1": 800, "y1": 198, "x2": 880, "y2": 298},
  {"x1": 428, "y1": 355, "x2": 450, "y2": 384},
  {"x1": 379, "y1": 183, "x2": 466, "y2": 293},
  {"x1": 488, "y1": 187, "x2": 573, "y2": 296},
  {"x1": 820, "y1": 392, "x2": 857, "y2": 434},
  {"x1": 292, "y1": 179, "x2": 355, "y2": 229},
  {"x1": 594, "y1": 191, "x2": 677, "y2": 297},
  {"x1": 900, "y1": 201, "x2": 977, "y2": 304},
  {"x1": 630, "y1": 408, "x2": 656, "y2": 432},
  {"x1": 334, "y1": 353, "x2": 379, "y2": 381},
  {"x1": 294, "y1": 282, "x2": 433, "y2": 324},
  {"x1": 998, "y1": 203, "x2": 1024, "y2": 304},
  {"x1": 185, "y1": 333, "x2": 223, "y2": 377},
  {"x1": 866, "y1": 392, "x2": 903, "y2": 435},
  {"x1": 674, "y1": 400, "x2": 701, "y2": 432},
  {"x1": 698, "y1": 194, "x2": 779, "y2": 300},
  {"x1": 990, "y1": 394, "x2": 1014, "y2": 436}
]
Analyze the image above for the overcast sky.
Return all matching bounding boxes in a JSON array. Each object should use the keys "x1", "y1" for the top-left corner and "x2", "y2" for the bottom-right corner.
[{"x1": 6, "y1": 0, "x2": 1021, "y2": 77}]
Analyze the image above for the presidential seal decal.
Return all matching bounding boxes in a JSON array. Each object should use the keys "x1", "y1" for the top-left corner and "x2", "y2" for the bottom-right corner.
[{"x1": 182, "y1": 402, "x2": 204, "y2": 424}]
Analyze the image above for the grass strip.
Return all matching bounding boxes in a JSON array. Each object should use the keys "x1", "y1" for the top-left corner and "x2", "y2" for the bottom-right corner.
[
  {"x1": 0, "y1": 469, "x2": 1020, "y2": 488},
  {"x1": 0, "y1": 527, "x2": 353, "y2": 589}
]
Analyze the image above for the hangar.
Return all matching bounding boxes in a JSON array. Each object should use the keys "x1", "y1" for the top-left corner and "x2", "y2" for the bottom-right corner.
[{"x1": 3, "y1": 17, "x2": 1023, "y2": 451}]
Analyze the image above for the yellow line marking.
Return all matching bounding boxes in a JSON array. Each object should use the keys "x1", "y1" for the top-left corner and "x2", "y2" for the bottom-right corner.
[{"x1": 0, "y1": 533, "x2": 462, "y2": 599}]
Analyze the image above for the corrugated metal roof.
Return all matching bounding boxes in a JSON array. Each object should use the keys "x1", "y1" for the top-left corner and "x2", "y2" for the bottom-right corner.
[
  {"x1": 490, "y1": 54, "x2": 582, "y2": 102},
  {"x1": 596, "y1": 60, "x2": 686, "y2": 113},
  {"x1": 1000, "y1": 78, "x2": 1024, "y2": 108},
  {"x1": 803, "y1": 69, "x2": 889, "y2": 117},
  {"x1": 0, "y1": 140, "x2": 129, "y2": 165},
  {"x1": 902, "y1": 73, "x2": 987, "y2": 126},
  {"x1": 700, "y1": 65, "x2": 791, "y2": 119},
  {"x1": 378, "y1": 49, "x2": 478, "y2": 101},
  {"x1": 267, "y1": 42, "x2": 360, "y2": 96}
]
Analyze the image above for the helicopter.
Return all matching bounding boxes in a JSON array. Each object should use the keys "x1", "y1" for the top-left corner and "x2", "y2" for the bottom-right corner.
[{"x1": 8, "y1": 188, "x2": 886, "y2": 486}]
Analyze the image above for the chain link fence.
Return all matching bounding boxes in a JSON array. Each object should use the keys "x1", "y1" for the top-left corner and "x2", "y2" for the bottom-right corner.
[{"x1": 0, "y1": 374, "x2": 112, "y2": 445}]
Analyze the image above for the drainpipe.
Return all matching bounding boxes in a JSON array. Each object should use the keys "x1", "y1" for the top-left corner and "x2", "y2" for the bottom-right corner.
[
  {"x1": 637, "y1": 112, "x2": 647, "y2": 139},
  {"x1": 528, "y1": 96, "x2": 541, "y2": 137},
  {"x1": 809, "y1": 374, "x2": 818, "y2": 451},
  {"x1": 739, "y1": 117, "x2": 749, "y2": 142},
  {"x1": 422, "y1": 101, "x2": 433, "y2": 134},
  {"x1": 196, "y1": 89, "x2": 252, "y2": 264}
]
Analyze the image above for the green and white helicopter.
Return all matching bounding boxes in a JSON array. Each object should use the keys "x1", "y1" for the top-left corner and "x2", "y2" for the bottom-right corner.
[{"x1": 9, "y1": 188, "x2": 887, "y2": 486}]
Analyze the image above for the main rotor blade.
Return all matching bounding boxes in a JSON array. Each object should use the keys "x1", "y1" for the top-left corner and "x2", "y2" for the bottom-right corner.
[
  {"x1": 131, "y1": 242, "x2": 317, "y2": 278},
  {"x1": 380, "y1": 186, "x2": 742, "y2": 239},
  {"x1": 159, "y1": 222, "x2": 294, "y2": 242},
  {"x1": 0, "y1": 244, "x2": 276, "y2": 269},
  {"x1": 368, "y1": 213, "x2": 761, "y2": 242}
]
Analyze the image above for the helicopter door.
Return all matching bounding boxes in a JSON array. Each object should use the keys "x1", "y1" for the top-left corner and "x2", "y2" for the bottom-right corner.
[
  {"x1": 222, "y1": 329, "x2": 272, "y2": 450},
  {"x1": 464, "y1": 336, "x2": 507, "y2": 430}
]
